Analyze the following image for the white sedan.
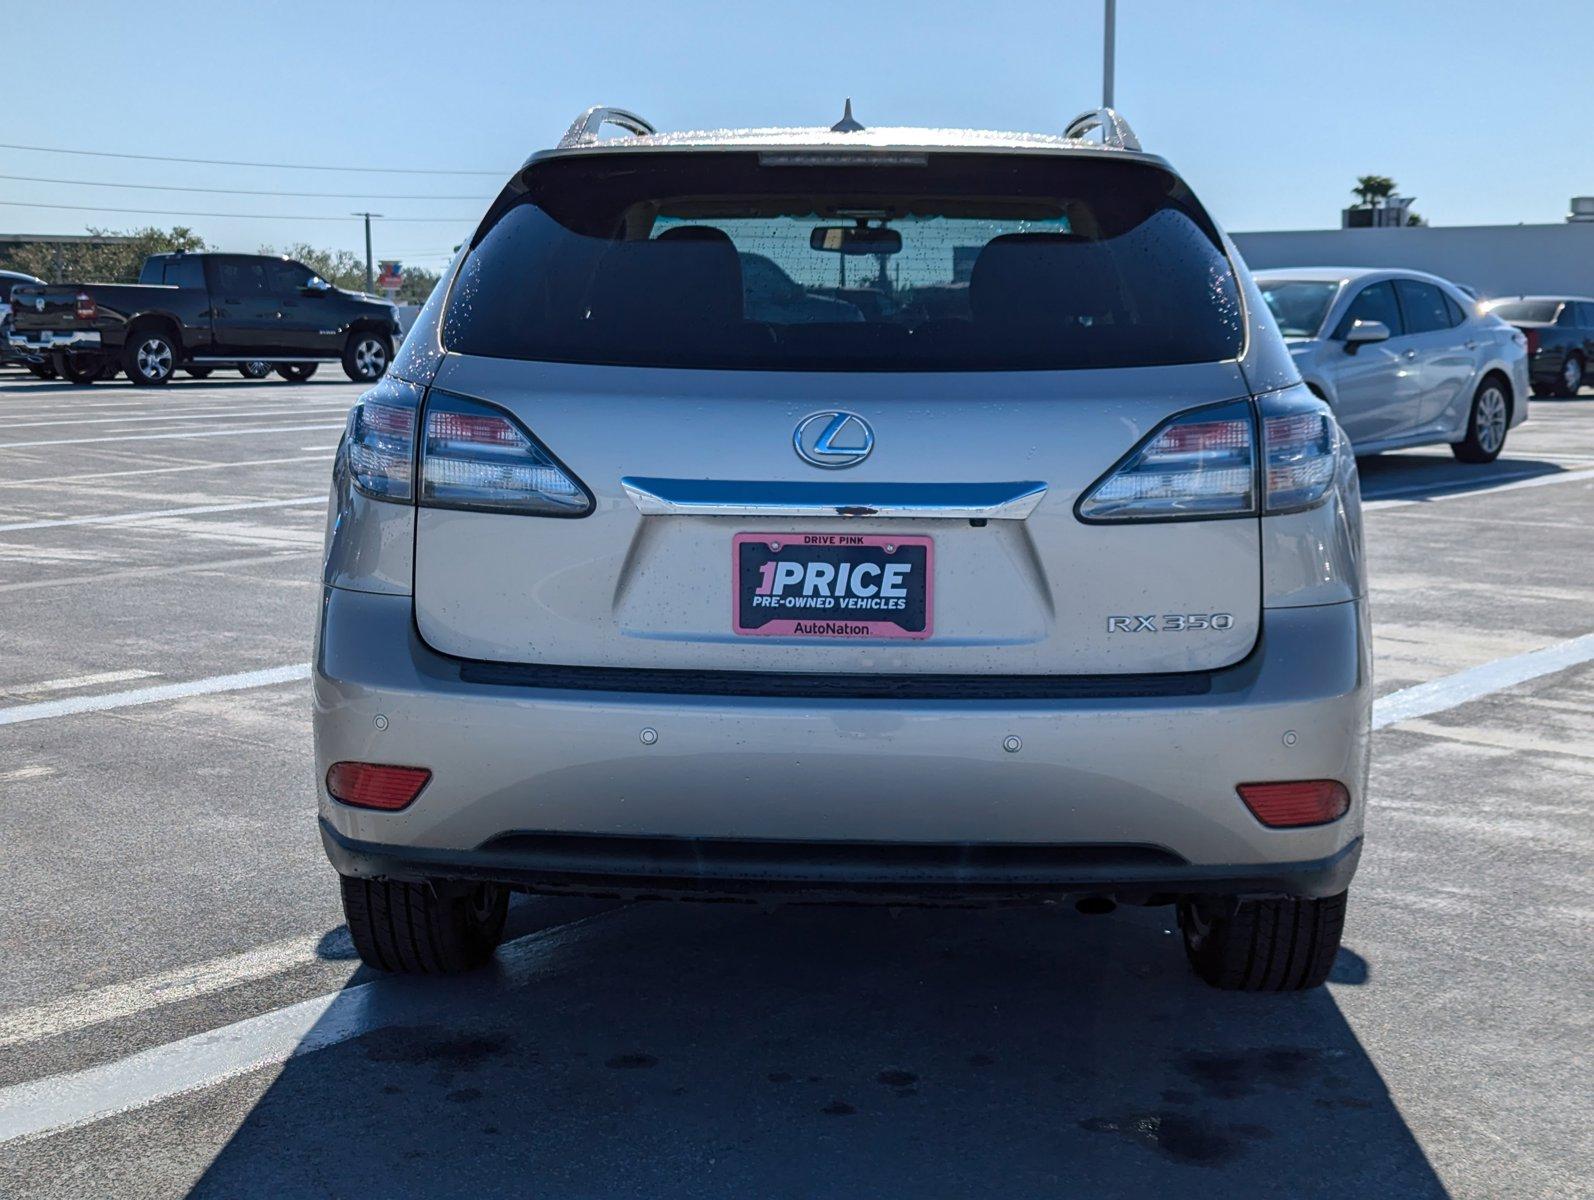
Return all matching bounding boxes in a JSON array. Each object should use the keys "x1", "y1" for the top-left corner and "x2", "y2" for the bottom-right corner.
[{"x1": 1254, "y1": 267, "x2": 1529, "y2": 462}]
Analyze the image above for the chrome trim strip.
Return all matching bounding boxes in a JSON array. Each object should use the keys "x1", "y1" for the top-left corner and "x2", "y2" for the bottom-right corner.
[
  {"x1": 188, "y1": 356, "x2": 337, "y2": 364},
  {"x1": 7, "y1": 330, "x2": 101, "y2": 350},
  {"x1": 621, "y1": 478, "x2": 1047, "y2": 520}
]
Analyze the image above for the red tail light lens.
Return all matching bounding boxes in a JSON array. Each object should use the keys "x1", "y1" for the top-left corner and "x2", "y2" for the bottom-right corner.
[
  {"x1": 75, "y1": 293, "x2": 97, "y2": 321},
  {"x1": 1523, "y1": 328, "x2": 1540, "y2": 355},
  {"x1": 1237, "y1": 780, "x2": 1350, "y2": 828},
  {"x1": 326, "y1": 762, "x2": 431, "y2": 810}
]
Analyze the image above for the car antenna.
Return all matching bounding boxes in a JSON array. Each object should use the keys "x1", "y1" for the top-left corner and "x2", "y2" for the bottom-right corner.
[{"x1": 830, "y1": 98, "x2": 865, "y2": 133}]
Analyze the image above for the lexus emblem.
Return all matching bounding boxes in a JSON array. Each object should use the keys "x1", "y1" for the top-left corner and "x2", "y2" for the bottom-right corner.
[{"x1": 793, "y1": 411, "x2": 874, "y2": 469}]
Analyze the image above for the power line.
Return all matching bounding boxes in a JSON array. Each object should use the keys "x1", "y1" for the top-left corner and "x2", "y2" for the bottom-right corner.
[
  {"x1": 0, "y1": 171, "x2": 488, "y2": 201},
  {"x1": 0, "y1": 141, "x2": 503, "y2": 176},
  {"x1": 0, "y1": 199, "x2": 474, "y2": 223}
]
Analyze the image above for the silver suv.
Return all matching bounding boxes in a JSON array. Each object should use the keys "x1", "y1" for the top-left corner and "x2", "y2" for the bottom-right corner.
[{"x1": 315, "y1": 105, "x2": 1370, "y2": 991}]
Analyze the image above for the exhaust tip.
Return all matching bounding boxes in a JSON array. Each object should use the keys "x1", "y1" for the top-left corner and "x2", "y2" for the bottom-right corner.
[{"x1": 1075, "y1": 895, "x2": 1117, "y2": 916}]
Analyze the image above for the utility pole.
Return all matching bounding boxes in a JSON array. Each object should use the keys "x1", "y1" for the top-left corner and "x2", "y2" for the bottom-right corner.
[
  {"x1": 1102, "y1": 0, "x2": 1116, "y2": 108},
  {"x1": 351, "y1": 211, "x2": 383, "y2": 293}
]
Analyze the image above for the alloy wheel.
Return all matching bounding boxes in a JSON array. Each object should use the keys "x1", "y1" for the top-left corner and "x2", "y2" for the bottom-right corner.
[
  {"x1": 1565, "y1": 357, "x2": 1583, "y2": 395},
  {"x1": 1475, "y1": 387, "x2": 1507, "y2": 454},
  {"x1": 354, "y1": 337, "x2": 387, "y2": 379},
  {"x1": 137, "y1": 338, "x2": 173, "y2": 381}
]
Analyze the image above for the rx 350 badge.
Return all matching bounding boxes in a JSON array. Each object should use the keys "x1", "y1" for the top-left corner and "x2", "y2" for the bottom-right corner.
[{"x1": 1107, "y1": 613, "x2": 1235, "y2": 633}]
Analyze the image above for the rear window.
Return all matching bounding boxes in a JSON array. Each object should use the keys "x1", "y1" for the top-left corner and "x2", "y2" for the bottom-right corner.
[
  {"x1": 443, "y1": 152, "x2": 1243, "y2": 372},
  {"x1": 1489, "y1": 300, "x2": 1561, "y2": 323}
]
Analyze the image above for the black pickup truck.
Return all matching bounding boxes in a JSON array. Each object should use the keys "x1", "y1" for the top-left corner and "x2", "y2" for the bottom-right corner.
[{"x1": 6, "y1": 252, "x2": 403, "y2": 386}]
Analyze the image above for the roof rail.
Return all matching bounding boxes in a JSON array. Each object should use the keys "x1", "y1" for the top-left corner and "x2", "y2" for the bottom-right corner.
[
  {"x1": 558, "y1": 105, "x2": 657, "y2": 149},
  {"x1": 1062, "y1": 107, "x2": 1141, "y2": 152}
]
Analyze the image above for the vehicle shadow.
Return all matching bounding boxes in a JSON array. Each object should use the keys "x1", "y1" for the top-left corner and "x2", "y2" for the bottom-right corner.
[
  {"x1": 186, "y1": 900, "x2": 1445, "y2": 1199},
  {"x1": 1356, "y1": 451, "x2": 1564, "y2": 503}
]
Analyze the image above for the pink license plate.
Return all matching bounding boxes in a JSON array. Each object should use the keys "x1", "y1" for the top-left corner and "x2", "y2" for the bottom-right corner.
[{"x1": 733, "y1": 532, "x2": 933, "y2": 640}]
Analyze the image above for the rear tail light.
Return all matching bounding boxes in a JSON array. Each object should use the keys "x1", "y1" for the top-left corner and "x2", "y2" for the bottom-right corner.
[
  {"x1": 420, "y1": 392, "x2": 592, "y2": 516},
  {"x1": 1077, "y1": 400, "x2": 1255, "y2": 521},
  {"x1": 75, "y1": 293, "x2": 96, "y2": 321},
  {"x1": 346, "y1": 376, "x2": 423, "y2": 501},
  {"x1": 326, "y1": 762, "x2": 431, "y2": 810},
  {"x1": 1080, "y1": 389, "x2": 1344, "y2": 523},
  {"x1": 1237, "y1": 781, "x2": 1350, "y2": 828},
  {"x1": 1522, "y1": 328, "x2": 1539, "y2": 355},
  {"x1": 1262, "y1": 408, "x2": 1339, "y2": 512}
]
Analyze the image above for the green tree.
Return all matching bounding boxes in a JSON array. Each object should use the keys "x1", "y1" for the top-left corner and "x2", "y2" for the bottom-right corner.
[
  {"x1": 393, "y1": 266, "x2": 441, "y2": 305},
  {"x1": 0, "y1": 226, "x2": 206, "y2": 283},
  {"x1": 1351, "y1": 175, "x2": 1397, "y2": 207}
]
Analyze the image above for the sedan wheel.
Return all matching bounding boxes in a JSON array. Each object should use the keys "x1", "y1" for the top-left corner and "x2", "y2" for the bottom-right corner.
[{"x1": 1451, "y1": 380, "x2": 1509, "y2": 463}]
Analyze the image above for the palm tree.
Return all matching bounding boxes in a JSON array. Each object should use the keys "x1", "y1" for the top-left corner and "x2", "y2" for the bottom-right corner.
[{"x1": 1352, "y1": 175, "x2": 1397, "y2": 208}]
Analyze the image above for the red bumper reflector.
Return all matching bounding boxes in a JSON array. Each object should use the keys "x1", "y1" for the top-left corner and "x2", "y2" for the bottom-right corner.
[
  {"x1": 326, "y1": 762, "x2": 431, "y2": 810},
  {"x1": 1237, "y1": 780, "x2": 1350, "y2": 828}
]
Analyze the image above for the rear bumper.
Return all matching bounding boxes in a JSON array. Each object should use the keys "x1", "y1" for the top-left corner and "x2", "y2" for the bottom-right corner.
[
  {"x1": 321, "y1": 819, "x2": 1361, "y2": 903},
  {"x1": 314, "y1": 587, "x2": 1371, "y2": 900},
  {"x1": 6, "y1": 329, "x2": 102, "y2": 354}
]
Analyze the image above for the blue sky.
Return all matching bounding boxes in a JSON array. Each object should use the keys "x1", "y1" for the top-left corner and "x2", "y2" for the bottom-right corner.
[{"x1": 6, "y1": 0, "x2": 1591, "y2": 269}]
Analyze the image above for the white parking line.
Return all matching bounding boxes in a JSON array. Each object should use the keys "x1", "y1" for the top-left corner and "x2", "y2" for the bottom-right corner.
[
  {"x1": 0, "y1": 664, "x2": 309, "y2": 728},
  {"x1": 0, "y1": 454, "x2": 331, "y2": 487},
  {"x1": 0, "y1": 549, "x2": 317, "y2": 595},
  {"x1": 1364, "y1": 466, "x2": 1594, "y2": 510},
  {"x1": 0, "y1": 932, "x2": 347, "y2": 1050},
  {"x1": 0, "y1": 406, "x2": 349, "y2": 431},
  {"x1": 0, "y1": 909, "x2": 624, "y2": 1145},
  {"x1": 7, "y1": 669, "x2": 159, "y2": 695},
  {"x1": 0, "y1": 496, "x2": 323, "y2": 533},
  {"x1": 0, "y1": 423, "x2": 343, "y2": 450},
  {"x1": 1372, "y1": 632, "x2": 1594, "y2": 729}
]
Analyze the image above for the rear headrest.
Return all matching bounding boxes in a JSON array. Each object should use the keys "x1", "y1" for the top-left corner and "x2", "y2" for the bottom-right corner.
[
  {"x1": 585, "y1": 230, "x2": 743, "y2": 329},
  {"x1": 969, "y1": 232, "x2": 1122, "y2": 325}
]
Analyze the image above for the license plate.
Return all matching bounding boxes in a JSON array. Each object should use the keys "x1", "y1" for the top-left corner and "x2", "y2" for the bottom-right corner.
[{"x1": 733, "y1": 533, "x2": 933, "y2": 640}]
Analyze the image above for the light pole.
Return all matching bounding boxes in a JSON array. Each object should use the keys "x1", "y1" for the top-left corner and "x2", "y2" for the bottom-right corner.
[
  {"x1": 1103, "y1": 0, "x2": 1116, "y2": 109},
  {"x1": 351, "y1": 211, "x2": 383, "y2": 293}
]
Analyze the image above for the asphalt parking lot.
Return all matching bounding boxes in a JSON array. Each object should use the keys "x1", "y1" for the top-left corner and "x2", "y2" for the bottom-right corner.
[{"x1": 0, "y1": 370, "x2": 1589, "y2": 1199}]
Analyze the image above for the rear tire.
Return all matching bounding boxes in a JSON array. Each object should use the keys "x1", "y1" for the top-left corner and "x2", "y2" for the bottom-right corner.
[
  {"x1": 238, "y1": 360, "x2": 272, "y2": 379},
  {"x1": 338, "y1": 873, "x2": 508, "y2": 974},
  {"x1": 1553, "y1": 353, "x2": 1584, "y2": 398},
  {"x1": 26, "y1": 361, "x2": 58, "y2": 379},
  {"x1": 123, "y1": 328, "x2": 178, "y2": 386},
  {"x1": 342, "y1": 331, "x2": 392, "y2": 382},
  {"x1": 276, "y1": 363, "x2": 318, "y2": 382},
  {"x1": 52, "y1": 351, "x2": 102, "y2": 385},
  {"x1": 1451, "y1": 377, "x2": 1510, "y2": 463},
  {"x1": 1179, "y1": 891, "x2": 1347, "y2": 991}
]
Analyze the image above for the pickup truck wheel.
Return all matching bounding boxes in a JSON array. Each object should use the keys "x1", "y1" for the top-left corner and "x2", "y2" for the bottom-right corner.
[
  {"x1": 276, "y1": 363, "x2": 318, "y2": 382},
  {"x1": 123, "y1": 331, "x2": 178, "y2": 386},
  {"x1": 183, "y1": 366, "x2": 214, "y2": 379},
  {"x1": 238, "y1": 361, "x2": 272, "y2": 379},
  {"x1": 52, "y1": 351, "x2": 102, "y2": 385},
  {"x1": 1178, "y1": 891, "x2": 1347, "y2": 991},
  {"x1": 338, "y1": 873, "x2": 508, "y2": 974},
  {"x1": 342, "y1": 332, "x2": 392, "y2": 382},
  {"x1": 1554, "y1": 353, "x2": 1584, "y2": 398}
]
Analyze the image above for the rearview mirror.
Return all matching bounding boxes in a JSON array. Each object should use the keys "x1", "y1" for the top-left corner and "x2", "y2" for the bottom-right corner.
[
  {"x1": 1343, "y1": 319, "x2": 1390, "y2": 351},
  {"x1": 809, "y1": 226, "x2": 902, "y2": 255}
]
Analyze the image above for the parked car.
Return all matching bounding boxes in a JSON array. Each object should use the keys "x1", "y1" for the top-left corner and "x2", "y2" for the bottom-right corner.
[
  {"x1": 0, "y1": 268, "x2": 47, "y2": 372},
  {"x1": 1254, "y1": 268, "x2": 1529, "y2": 462},
  {"x1": 316, "y1": 104, "x2": 1370, "y2": 992},
  {"x1": 6, "y1": 252, "x2": 402, "y2": 386},
  {"x1": 1481, "y1": 295, "x2": 1594, "y2": 398}
]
